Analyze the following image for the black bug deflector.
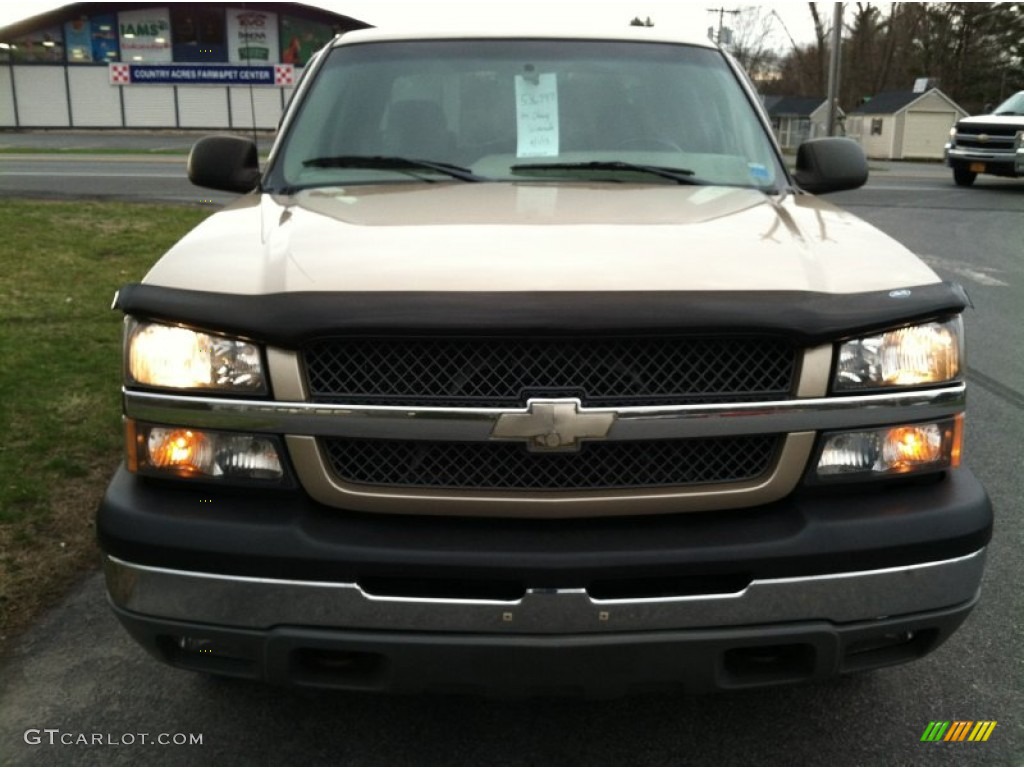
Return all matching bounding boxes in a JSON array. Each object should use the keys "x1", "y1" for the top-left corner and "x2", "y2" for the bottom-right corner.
[{"x1": 113, "y1": 282, "x2": 969, "y2": 346}]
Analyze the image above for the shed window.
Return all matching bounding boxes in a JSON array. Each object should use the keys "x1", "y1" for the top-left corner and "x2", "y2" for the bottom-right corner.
[{"x1": 870, "y1": 118, "x2": 883, "y2": 136}]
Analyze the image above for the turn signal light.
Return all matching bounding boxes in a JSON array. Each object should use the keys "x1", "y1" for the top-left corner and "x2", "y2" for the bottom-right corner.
[
  {"x1": 125, "y1": 420, "x2": 285, "y2": 484},
  {"x1": 814, "y1": 416, "x2": 962, "y2": 482}
]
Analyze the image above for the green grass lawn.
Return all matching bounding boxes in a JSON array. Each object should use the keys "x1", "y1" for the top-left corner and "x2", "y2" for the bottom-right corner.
[{"x1": 0, "y1": 200, "x2": 211, "y2": 641}]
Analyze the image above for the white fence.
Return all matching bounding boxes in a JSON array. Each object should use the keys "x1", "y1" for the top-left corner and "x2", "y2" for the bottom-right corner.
[{"x1": 0, "y1": 64, "x2": 295, "y2": 129}]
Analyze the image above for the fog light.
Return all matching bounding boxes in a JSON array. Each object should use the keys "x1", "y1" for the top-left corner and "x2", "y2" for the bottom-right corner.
[
  {"x1": 815, "y1": 416, "x2": 962, "y2": 481},
  {"x1": 128, "y1": 421, "x2": 285, "y2": 483}
]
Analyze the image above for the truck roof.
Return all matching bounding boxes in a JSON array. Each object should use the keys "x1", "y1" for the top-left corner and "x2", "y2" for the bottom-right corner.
[{"x1": 332, "y1": 26, "x2": 719, "y2": 50}]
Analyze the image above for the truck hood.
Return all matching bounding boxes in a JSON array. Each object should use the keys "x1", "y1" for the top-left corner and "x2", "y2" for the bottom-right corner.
[
  {"x1": 145, "y1": 183, "x2": 938, "y2": 295},
  {"x1": 957, "y1": 114, "x2": 1024, "y2": 127}
]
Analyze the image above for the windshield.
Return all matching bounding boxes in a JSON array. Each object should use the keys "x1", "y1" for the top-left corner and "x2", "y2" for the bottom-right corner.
[
  {"x1": 991, "y1": 91, "x2": 1024, "y2": 115},
  {"x1": 267, "y1": 39, "x2": 785, "y2": 192}
]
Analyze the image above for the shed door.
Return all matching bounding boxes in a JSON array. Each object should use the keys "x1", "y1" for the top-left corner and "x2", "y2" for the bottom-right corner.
[{"x1": 903, "y1": 111, "x2": 956, "y2": 159}]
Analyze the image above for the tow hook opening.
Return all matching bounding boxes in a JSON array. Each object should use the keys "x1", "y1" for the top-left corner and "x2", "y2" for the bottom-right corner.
[
  {"x1": 721, "y1": 643, "x2": 817, "y2": 686},
  {"x1": 841, "y1": 628, "x2": 940, "y2": 672},
  {"x1": 289, "y1": 648, "x2": 389, "y2": 689},
  {"x1": 157, "y1": 634, "x2": 257, "y2": 677}
]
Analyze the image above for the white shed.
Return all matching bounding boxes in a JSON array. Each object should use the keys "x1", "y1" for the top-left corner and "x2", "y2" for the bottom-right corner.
[{"x1": 846, "y1": 88, "x2": 967, "y2": 160}]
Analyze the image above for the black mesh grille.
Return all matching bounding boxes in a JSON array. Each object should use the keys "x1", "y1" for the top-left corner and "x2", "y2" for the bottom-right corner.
[
  {"x1": 322, "y1": 435, "x2": 780, "y2": 490},
  {"x1": 956, "y1": 124, "x2": 1017, "y2": 150},
  {"x1": 303, "y1": 336, "x2": 796, "y2": 407}
]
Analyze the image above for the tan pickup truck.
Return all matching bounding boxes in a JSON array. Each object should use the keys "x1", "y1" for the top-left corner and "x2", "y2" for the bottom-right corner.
[{"x1": 99, "y1": 28, "x2": 991, "y2": 695}]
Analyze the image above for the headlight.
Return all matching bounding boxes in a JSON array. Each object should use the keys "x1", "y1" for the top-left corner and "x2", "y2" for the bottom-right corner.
[
  {"x1": 127, "y1": 420, "x2": 285, "y2": 483},
  {"x1": 834, "y1": 317, "x2": 962, "y2": 391},
  {"x1": 126, "y1": 319, "x2": 266, "y2": 394},
  {"x1": 813, "y1": 416, "x2": 962, "y2": 482}
]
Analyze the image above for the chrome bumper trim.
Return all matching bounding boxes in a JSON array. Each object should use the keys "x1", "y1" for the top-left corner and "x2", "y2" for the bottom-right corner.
[
  {"x1": 946, "y1": 147, "x2": 1016, "y2": 163},
  {"x1": 105, "y1": 548, "x2": 986, "y2": 635},
  {"x1": 123, "y1": 384, "x2": 966, "y2": 442}
]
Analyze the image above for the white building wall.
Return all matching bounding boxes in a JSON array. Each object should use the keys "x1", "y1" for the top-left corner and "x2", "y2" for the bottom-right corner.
[
  {"x1": 123, "y1": 85, "x2": 176, "y2": 127},
  {"x1": 13, "y1": 67, "x2": 70, "y2": 127},
  {"x1": 892, "y1": 112, "x2": 907, "y2": 158},
  {"x1": 177, "y1": 86, "x2": 231, "y2": 128},
  {"x1": 846, "y1": 115, "x2": 864, "y2": 142},
  {"x1": 0, "y1": 64, "x2": 300, "y2": 128},
  {"x1": 0, "y1": 67, "x2": 15, "y2": 127},
  {"x1": 68, "y1": 67, "x2": 121, "y2": 127},
  {"x1": 282, "y1": 83, "x2": 297, "y2": 111},
  {"x1": 229, "y1": 87, "x2": 284, "y2": 129},
  {"x1": 858, "y1": 113, "x2": 898, "y2": 159}
]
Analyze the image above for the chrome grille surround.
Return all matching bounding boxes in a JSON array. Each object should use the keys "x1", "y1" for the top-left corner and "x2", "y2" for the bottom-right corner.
[{"x1": 119, "y1": 343, "x2": 969, "y2": 517}]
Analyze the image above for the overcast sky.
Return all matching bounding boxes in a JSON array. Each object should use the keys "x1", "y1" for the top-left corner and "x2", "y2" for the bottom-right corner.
[{"x1": 0, "y1": 1, "x2": 820, "y2": 50}]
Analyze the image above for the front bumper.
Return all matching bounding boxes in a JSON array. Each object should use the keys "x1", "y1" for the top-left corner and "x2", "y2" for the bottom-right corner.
[
  {"x1": 105, "y1": 549, "x2": 985, "y2": 635},
  {"x1": 98, "y1": 466, "x2": 992, "y2": 693},
  {"x1": 945, "y1": 145, "x2": 1024, "y2": 176},
  {"x1": 111, "y1": 598, "x2": 979, "y2": 696}
]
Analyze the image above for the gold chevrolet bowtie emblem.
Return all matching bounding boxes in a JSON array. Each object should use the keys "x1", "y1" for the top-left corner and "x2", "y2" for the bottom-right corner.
[{"x1": 491, "y1": 400, "x2": 616, "y2": 452}]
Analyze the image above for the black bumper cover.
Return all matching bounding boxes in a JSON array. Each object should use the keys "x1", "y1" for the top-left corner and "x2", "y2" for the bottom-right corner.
[
  {"x1": 113, "y1": 598, "x2": 978, "y2": 696},
  {"x1": 97, "y1": 466, "x2": 992, "y2": 588},
  {"x1": 99, "y1": 467, "x2": 991, "y2": 694}
]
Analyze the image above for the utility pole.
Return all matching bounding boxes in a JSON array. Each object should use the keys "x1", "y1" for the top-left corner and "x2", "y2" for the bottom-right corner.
[
  {"x1": 825, "y1": 2, "x2": 843, "y2": 136},
  {"x1": 706, "y1": 7, "x2": 740, "y2": 46}
]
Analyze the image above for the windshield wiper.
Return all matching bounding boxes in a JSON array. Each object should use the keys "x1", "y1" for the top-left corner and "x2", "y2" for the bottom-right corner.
[
  {"x1": 993, "y1": 111, "x2": 1022, "y2": 116},
  {"x1": 303, "y1": 155, "x2": 486, "y2": 182},
  {"x1": 510, "y1": 161, "x2": 701, "y2": 185}
]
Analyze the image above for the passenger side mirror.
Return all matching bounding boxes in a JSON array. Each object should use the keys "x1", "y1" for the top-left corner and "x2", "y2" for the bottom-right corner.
[
  {"x1": 792, "y1": 137, "x2": 868, "y2": 194},
  {"x1": 187, "y1": 135, "x2": 260, "y2": 193}
]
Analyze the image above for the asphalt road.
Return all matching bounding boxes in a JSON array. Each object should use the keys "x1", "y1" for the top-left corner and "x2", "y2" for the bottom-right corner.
[
  {"x1": 0, "y1": 156, "x2": 238, "y2": 206},
  {"x1": 0, "y1": 129, "x2": 273, "y2": 205},
  {"x1": 1, "y1": 165, "x2": 1022, "y2": 766}
]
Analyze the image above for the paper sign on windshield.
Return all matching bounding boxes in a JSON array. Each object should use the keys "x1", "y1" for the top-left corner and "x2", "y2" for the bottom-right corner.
[{"x1": 515, "y1": 73, "x2": 559, "y2": 157}]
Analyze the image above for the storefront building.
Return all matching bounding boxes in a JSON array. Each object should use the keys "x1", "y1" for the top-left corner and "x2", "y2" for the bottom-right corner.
[{"x1": 0, "y1": 2, "x2": 369, "y2": 129}]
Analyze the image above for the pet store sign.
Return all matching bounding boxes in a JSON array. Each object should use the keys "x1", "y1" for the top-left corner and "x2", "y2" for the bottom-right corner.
[
  {"x1": 227, "y1": 9, "x2": 280, "y2": 64},
  {"x1": 109, "y1": 62, "x2": 295, "y2": 86},
  {"x1": 118, "y1": 8, "x2": 172, "y2": 63}
]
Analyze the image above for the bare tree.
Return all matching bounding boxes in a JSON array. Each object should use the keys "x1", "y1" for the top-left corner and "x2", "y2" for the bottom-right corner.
[
  {"x1": 725, "y1": 7, "x2": 783, "y2": 83},
  {"x1": 808, "y1": 2, "x2": 830, "y2": 95},
  {"x1": 771, "y1": 2, "x2": 1023, "y2": 111}
]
